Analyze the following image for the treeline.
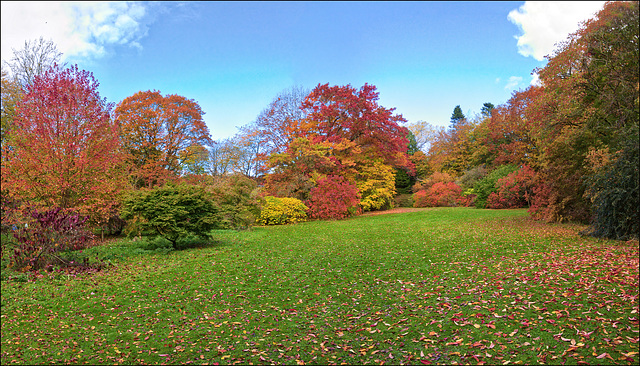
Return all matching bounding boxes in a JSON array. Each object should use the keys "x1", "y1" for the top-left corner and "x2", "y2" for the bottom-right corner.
[
  {"x1": 0, "y1": 2, "x2": 637, "y2": 271},
  {"x1": 412, "y1": 1, "x2": 638, "y2": 241}
]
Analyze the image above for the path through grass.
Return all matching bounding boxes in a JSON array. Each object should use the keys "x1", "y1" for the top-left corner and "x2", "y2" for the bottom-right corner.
[{"x1": 1, "y1": 208, "x2": 638, "y2": 364}]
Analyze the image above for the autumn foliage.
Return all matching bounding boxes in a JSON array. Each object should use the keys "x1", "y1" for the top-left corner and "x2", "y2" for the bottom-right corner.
[
  {"x1": 302, "y1": 83, "x2": 413, "y2": 172},
  {"x1": 1, "y1": 64, "x2": 124, "y2": 227},
  {"x1": 486, "y1": 165, "x2": 536, "y2": 209},
  {"x1": 9, "y1": 207, "x2": 95, "y2": 271},
  {"x1": 306, "y1": 175, "x2": 360, "y2": 220},
  {"x1": 115, "y1": 90, "x2": 212, "y2": 188},
  {"x1": 413, "y1": 182, "x2": 463, "y2": 208}
]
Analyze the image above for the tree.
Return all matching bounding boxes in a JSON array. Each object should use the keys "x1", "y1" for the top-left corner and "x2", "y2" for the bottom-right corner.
[
  {"x1": 301, "y1": 83, "x2": 413, "y2": 172},
  {"x1": 179, "y1": 144, "x2": 209, "y2": 176},
  {"x1": 264, "y1": 137, "x2": 360, "y2": 201},
  {"x1": 406, "y1": 120, "x2": 442, "y2": 153},
  {"x1": 450, "y1": 105, "x2": 465, "y2": 127},
  {"x1": 1, "y1": 67, "x2": 22, "y2": 157},
  {"x1": 526, "y1": 1, "x2": 638, "y2": 225},
  {"x1": 584, "y1": 136, "x2": 639, "y2": 240},
  {"x1": 232, "y1": 125, "x2": 268, "y2": 178},
  {"x1": 120, "y1": 184, "x2": 218, "y2": 249},
  {"x1": 485, "y1": 87, "x2": 541, "y2": 167},
  {"x1": 115, "y1": 90, "x2": 213, "y2": 188},
  {"x1": 208, "y1": 138, "x2": 236, "y2": 176},
  {"x1": 481, "y1": 102, "x2": 495, "y2": 118},
  {"x1": 427, "y1": 118, "x2": 480, "y2": 176},
  {"x1": 307, "y1": 175, "x2": 360, "y2": 220},
  {"x1": 356, "y1": 160, "x2": 397, "y2": 212},
  {"x1": 3, "y1": 37, "x2": 64, "y2": 90},
  {"x1": 1, "y1": 64, "x2": 125, "y2": 226},
  {"x1": 253, "y1": 85, "x2": 310, "y2": 157}
]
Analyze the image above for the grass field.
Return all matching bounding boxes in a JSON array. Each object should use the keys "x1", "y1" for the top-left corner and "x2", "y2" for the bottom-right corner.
[{"x1": 1, "y1": 208, "x2": 638, "y2": 365}]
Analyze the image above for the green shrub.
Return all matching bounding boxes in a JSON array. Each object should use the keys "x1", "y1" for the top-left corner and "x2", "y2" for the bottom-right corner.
[
  {"x1": 473, "y1": 164, "x2": 519, "y2": 209},
  {"x1": 207, "y1": 175, "x2": 262, "y2": 230},
  {"x1": 258, "y1": 196, "x2": 308, "y2": 225},
  {"x1": 120, "y1": 184, "x2": 219, "y2": 249},
  {"x1": 394, "y1": 194, "x2": 414, "y2": 208},
  {"x1": 584, "y1": 138, "x2": 639, "y2": 240},
  {"x1": 457, "y1": 165, "x2": 488, "y2": 190}
]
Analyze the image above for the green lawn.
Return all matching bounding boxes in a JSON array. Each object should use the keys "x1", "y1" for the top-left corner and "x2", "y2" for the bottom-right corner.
[{"x1": 1, "y1": 208, "x2": 638, "y2": 365}]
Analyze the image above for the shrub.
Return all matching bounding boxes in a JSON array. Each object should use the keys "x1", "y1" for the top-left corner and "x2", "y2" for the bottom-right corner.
[
  {"x1": 258, "y1": 196, "x2": 308, "y2": 225},
  {"x1": 457, "y1": 165, "x2": 488, "y2": 191},
  {"x1": 207, "y1": 174, "x2": 262, "y2": 230},
  {"x1": 120, "y1": 184, "x2": 219, "y2": 249},
  {"x1": 413, "y1": 171, "x2": 455, "y2": 193},
  {"x1": 473, "y1": 164, "x2": 519, "y2": 209},
  {"x1": 394, "y1": 193, "x2": 414, "y2": 208},
  {"x1": 357, "y1": 161, "x2": 396, "y2": 212},
  {"x1": 413, "y1": 182, "x2": 463, "y2": 207},
  {"x1": 457, "y1": 193, "x2": 476, "y2": 207},
  {"x1": 583, "y1": 138, "x2": 639, "y2": 240},
  {"x1": 307, "y1": 175, "x2": 360, "y2": 220},
  {"x1": 486, "y1": 165, "x2": 536, "y2": 209},
  {"x1": 9, "y1": 207, "x2": 94, "y2": 271}
]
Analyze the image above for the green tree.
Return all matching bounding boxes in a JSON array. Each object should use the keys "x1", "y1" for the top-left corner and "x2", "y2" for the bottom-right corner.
[
  {"x1": 120, "y1": 184, "x2": 218, "y2": 249},
  {"x1": 481, "y1": 102, "x2": 495, "y2": 118},
  {"x1": 450, "y1": 105, "x2": 466, "y2": 127}
]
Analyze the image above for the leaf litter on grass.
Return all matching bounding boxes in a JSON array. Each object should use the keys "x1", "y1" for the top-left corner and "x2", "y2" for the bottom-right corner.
[{"x1": 1, "y1": 208, "x2": 638, "y2": 365}]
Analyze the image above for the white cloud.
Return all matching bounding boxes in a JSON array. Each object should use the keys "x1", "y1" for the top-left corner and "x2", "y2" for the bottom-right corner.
[
  {"x1": 505, "y1": 76, "x2": 523, "y2": 90},
  {"x1": 1, "y1": 1, "x2": 150, "y2": 63},
  {"x1": 508, "y1": 1, "x2": 606, "y2": 61},
  {"x1": 530, "y1": 72, "x2": 541, "y2": 87}
]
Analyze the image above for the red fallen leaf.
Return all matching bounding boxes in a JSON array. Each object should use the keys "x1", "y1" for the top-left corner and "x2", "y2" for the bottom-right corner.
[
  {"x1": 546, "y1": 319, "x2": 555, "y2": 324},
  {"x1": 596, "y1": 353, "x2": 608, "y2": 359},
  {"x1": 420, "y1": 360, "x2": 432, "y2": 365},
  {"x1": 289, "y1": 309, "x2": 297, "y2": 312}
]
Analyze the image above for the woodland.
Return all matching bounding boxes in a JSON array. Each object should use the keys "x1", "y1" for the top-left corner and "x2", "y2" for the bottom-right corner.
[{"x1": 0, "y1": 2, "x2": 638, "y2": 364}]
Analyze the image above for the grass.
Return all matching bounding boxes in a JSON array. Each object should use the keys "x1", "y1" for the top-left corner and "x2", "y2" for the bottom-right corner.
[{"x1": 1, "y1": 207, "x2": 638, "y2": 365}]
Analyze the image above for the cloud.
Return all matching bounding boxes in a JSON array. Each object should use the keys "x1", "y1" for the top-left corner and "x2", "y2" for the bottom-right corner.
[
  {"x1": 508, "y1": 1, "x2": 606, "y2": 61},
  {"x1": 505, "y1": 76, "x2": 522, "y2": 90},
  {"x1": 530, "y1": 72, "x2": 541, "y2": 87},
  {"x1": 1, "y1": 1, "x2": 150, "y2": 62}
]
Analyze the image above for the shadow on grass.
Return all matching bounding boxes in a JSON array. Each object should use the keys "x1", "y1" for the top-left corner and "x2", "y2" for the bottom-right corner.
[{"x1": 141, "y1": 235, "x2": 230, "y2": 252}]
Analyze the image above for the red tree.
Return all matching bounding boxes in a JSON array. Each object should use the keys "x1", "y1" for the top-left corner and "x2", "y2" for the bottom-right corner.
[
  {"x1": 307, "y1": 175, "x2": 361, "y2": 220},
  {"x1": 485, "y1": 87, "x2": 542, "y2": 168},
  {"x1": 301, "y1": 83, "x2": 413, "y2": 172},
  {"x1": 2, "y1": 64, "x2": 124, "y2": 225}
]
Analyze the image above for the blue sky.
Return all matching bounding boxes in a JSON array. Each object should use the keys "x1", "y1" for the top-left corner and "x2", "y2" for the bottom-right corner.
[{"x1": 1, "y1": 1, "x2": 606, "y2": 140}]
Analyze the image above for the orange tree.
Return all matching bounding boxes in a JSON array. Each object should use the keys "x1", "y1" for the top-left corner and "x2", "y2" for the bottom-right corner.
[{"x1": 115, "y1": 90, "x2": 212, "y2": 188}]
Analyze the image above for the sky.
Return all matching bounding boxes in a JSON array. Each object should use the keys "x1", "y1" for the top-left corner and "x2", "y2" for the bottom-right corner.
[{"x1": 1, "y1": 1, "x2": 606, "y2": 140}]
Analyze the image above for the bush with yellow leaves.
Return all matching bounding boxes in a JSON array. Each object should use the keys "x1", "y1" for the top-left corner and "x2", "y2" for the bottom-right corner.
[{"x1": 258, "y1": 196, "x2": 308, "y2": 225}]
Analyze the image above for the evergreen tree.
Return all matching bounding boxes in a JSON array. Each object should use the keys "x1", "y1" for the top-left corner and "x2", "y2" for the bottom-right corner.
[
  {"x1": 450, "y1": 105, "x2": 465, "y2": 127},
  {"x1": 481, "y1": 102, "x2": 495, "y2": 118}
]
